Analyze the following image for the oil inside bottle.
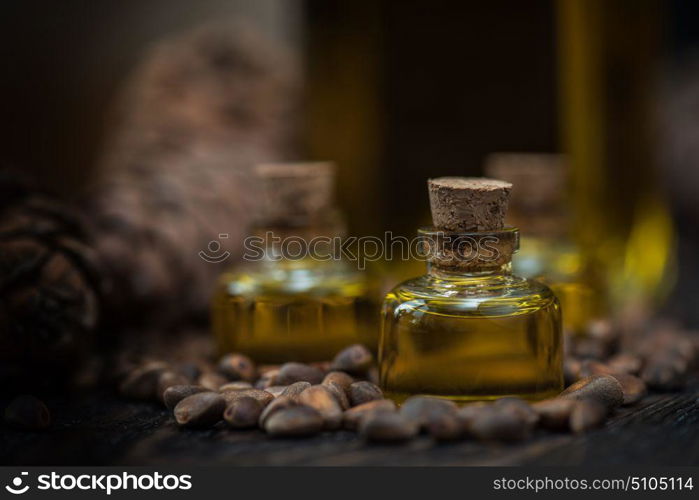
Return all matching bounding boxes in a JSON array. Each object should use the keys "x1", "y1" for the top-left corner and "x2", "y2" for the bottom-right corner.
[
  {"x1": 213, "y1": 256, "x2": 377, "y2": 363},
  {"x1": 380, "y1": 263, "x2": 563, "y2": 403}
]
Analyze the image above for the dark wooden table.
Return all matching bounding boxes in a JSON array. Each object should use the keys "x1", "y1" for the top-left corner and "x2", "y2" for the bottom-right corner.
[{"x1": 2, "y1": 381, "x2": 698, "y2": 466}]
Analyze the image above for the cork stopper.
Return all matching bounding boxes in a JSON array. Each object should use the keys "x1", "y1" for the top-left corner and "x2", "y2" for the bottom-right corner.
[
  {"x1": 254, "y1": 162, "x2": 336, "y2": 226},
  {"x1": 484, "y1": 153, "x2": 566, "y2": 211},
  {"x1": 484, "y1": 153, "x2": 568, "y2": 236},
  {"x1": 428, "y1": 177, "x2": 512, "y2": 231}
]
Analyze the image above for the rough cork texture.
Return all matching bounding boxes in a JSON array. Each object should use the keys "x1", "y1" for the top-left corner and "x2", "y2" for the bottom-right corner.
[
  {"x1": 425, "y1": 177, "x2": 516, "y2": 271},
  {"x1": 428, "y1": 177, "x2": 512, "y2": 231},
  {"x1": 254, "y1": 162, "x2": 336, "y2": 226}
]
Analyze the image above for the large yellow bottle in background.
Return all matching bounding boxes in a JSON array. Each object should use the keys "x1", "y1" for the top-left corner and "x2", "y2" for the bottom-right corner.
[{"x1": 557, "y1": 0, "x2": 676, "y2": 327}]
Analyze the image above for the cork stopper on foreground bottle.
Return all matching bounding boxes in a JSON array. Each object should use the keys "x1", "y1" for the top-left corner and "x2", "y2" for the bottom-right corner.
[
  {"x1": 427, "y1": 177, "x2": 512, "y2": 231},
  {"x1": 426, "y1": 177, "x2": 515, "y2": 271},
  {"x1": 254, "y1": 162, "x2": 337, "y2": 227}
]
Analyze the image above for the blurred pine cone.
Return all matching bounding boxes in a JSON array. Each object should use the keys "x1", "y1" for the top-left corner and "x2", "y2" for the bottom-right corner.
[
  {"x1": 0, "y1": 22, "x2": 300, "y2": 384},
  {"x1": 0, "y1": 171, "x2": 100, "y2": 387},
  {"x1": 85, "y1": 23, "x2": 300, "y2": 327}
]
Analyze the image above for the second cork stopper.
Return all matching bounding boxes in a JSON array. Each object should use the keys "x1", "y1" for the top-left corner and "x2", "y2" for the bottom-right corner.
[
  {"x1": 254, "y1": 162, "x2": 336, "y2": 226},
  {"x1": 427, "y1": 177, "x2": 512, "y2": 232}
]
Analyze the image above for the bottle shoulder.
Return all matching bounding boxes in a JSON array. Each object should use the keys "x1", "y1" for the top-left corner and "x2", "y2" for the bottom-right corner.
[
  {"x1": 217, "y1": 259, "x2": 370, "y2": 297},
  {"x1": 384, "y1": 273, "x2": 558, "y2": 315},
  {"x1": 514, "y1": 235, "x2": 583, "y2": 281}
]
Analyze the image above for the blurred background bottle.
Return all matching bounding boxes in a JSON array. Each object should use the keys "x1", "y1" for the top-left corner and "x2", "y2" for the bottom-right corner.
[
  {"x1": 485, "y1": 153, "x2": 600, "y2": 337},
  {"x1": 212, "y1": 163, "x2": 379, "y2": 362},
  {"x1": 557, "y1": 0, "x2": 677, "y2": 331}
]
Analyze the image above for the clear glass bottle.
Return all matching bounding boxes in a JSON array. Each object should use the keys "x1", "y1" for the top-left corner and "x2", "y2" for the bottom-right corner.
[
  {"x1": 379, "y1": 178, "x2": 563, "y2": 403},
  {"x1": 212, "y1": 163, "x2": 379, "y2": 363}
]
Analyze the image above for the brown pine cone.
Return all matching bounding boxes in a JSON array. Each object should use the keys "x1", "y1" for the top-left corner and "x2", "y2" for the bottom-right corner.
[
  {"x1": 0, "y1": 170, "x2": 100, "y2": 387},
  {"x1": 85, "y1": 22, "x2": 300, "y2": 328}
]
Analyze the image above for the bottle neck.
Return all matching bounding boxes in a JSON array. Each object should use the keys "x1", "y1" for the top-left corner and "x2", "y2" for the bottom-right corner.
[
  {"x1": 507, "y1": 209, "x2": 569, "y2": 240},
  {"x1": 251, "y1": 207, "x2": 346, "y2": 241},
  {"x1": 251, "y1": 225, "x2": 342, "y2": 242},
  {"x1": 418, "y1": 226, "x2": 520, "y2": 275},
  {"x1": 247, "y1": 220, "x2": 345, "y2": 266},
  {"x1": 427, "y1": 261, "x2": 513, "y2": 278}
]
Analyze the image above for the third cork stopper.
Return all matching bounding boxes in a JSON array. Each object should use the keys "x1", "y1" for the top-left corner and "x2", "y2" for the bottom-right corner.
[{"x1": 427, "y1": 177, "x2": 512, "y2": 232}]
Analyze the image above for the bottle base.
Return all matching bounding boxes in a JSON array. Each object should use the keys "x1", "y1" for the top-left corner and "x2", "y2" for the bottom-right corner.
[{"x1": 383, "y1": 389, "x2": 562, "y2": 405}]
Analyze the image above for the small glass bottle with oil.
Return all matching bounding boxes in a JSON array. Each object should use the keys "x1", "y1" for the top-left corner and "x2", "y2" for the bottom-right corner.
[
  {"x1": 485, "y1": 153, "x2": 602, "y2": 337},
  {"x1": 212, "y1": 162, "x2": 378, "y2": 363},
  {"x1": 379, "y1": 177, "x2": 563, "y2": 403}
]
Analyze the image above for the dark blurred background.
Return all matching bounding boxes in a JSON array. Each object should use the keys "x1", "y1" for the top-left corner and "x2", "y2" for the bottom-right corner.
[
  {"x1": 0, "y1": 0, "x2": 556, "y2": 232},
  {"x1": 2, "y1": 0, "x2": 699, "y2": 323}
]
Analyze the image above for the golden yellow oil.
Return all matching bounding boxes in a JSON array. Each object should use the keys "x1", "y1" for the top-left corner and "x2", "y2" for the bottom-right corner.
[
  {"x1": 379, "y1": 271, "x2": 563, "y2": 403},
  {"x1": 213, "y1": 258, "x2": 378, "y2": 363}
]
